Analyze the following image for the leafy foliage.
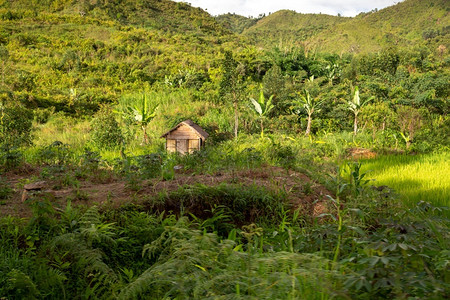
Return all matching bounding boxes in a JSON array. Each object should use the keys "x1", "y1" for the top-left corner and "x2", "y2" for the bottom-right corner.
[
  {"x1": 90, "y1": 107, "x2": 124, "y2": 150},
  {"x1": 249, "y1": 85, "x2": 274, "y2": 137},
  {"x1": 0, "y1": 102, "x2": 33, "y2": 147}
]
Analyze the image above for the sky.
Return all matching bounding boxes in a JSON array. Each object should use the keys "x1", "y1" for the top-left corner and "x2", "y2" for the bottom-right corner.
[{"x1": 173, "y1": 0, "x2": 402, "y2": 17}]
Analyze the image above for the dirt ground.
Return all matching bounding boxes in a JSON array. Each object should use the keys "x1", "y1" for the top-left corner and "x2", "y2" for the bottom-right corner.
[{"x1": 1, "y1": 166, "x2": 333, "y2": 219}]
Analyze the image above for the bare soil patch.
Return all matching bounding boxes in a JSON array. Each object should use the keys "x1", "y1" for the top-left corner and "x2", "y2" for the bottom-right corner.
[
  {"x1": 347, "y1": 148, "x2": 377, "y2": 160},
  {"x1": 1, "y1": 166, "x2": 332, "y2": 218}
]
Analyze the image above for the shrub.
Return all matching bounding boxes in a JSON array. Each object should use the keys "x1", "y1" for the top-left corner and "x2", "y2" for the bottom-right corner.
[
  {"x1": 0, "y1": 103, "x2": 33, "y2": 147},
  {"x1": 90, "y1": 107, "x2": 124, "y2": 150},
  {"x1": 33, "y1": 107, "x2": 55, "y2": 124},
  {"x1": 36, "y1": 141, "x2": 72, "y2": 166}
]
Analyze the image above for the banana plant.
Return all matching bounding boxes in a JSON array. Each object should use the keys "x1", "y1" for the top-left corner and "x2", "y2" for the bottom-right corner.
[
  {"x1": 325, "y1": 63, "x2": 341, "y2": 86},
  {"x1": 399, "y1": 131, "x2": 412, "y2": 149},
  {"x1": 124, "y1": 93, "x2": 159, "y2": 144},
  {"x1": 347, "y1": 86, "x2": 374, "y2": 135},
  {"x1": 293, "y1": 89, "x2": 323, "y2": 135},
  {"x1": 249, "y1": 86, "x2": 274, "y2": 138}
]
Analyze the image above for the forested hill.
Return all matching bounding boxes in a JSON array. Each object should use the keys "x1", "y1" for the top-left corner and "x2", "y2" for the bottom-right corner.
[
  {"x1": 0, "y1": 0, "x2": 448, "y2": 119},
  {"x1": 241, "y1": 10, "x2": 348, "y2": 49},
  {"x1": 215, "y1": 13, "x2": 260, "y2": 34},
  {"x1": 217, "y1": 0, "x2": 449, "y2": 53},
  {"x1": 0, "y1": 0, "x2": 240, "y2": 114},
  {"x1": 0, "y1": 0, "x2": 229, "y2": 35},
  {"x1": 309, "y1": 0, "x2": 450, "y2": 53}
]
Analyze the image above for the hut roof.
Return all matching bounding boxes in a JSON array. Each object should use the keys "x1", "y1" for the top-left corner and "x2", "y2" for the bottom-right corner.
[{"x1": 160, "y1": 119, "x2": 209, "y2": 139}]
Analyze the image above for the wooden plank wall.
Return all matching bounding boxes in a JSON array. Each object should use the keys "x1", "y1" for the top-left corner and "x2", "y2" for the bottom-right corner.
[
  {"x1": 166, "y1": 124, "x2": 199, "y2": 140},
  {"x1": 167, "y1": 139, "x2": 176, "y2": 152}
]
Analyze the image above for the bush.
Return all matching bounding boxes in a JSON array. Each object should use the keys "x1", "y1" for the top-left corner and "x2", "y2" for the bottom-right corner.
[
  {"x1": 33, "y1": 107, "x2": 55, "y2": 124},
  {"x1": 0, "y1": 104, "x2": 33, "y2": 147},
  {"x1": 90, "y1": 107, "x2": 124, "y2": 150}
]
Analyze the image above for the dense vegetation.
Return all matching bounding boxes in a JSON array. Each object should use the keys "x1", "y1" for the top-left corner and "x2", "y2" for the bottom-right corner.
[
  {"x1": 0, "y1": 0, "x2": 449, "y2": 298},
  {"x1": 223, "y1": 0, "x2": 450, "y2": 53}
]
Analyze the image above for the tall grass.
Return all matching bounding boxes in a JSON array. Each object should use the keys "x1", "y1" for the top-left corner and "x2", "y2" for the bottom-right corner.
[{"x1": 361, "y1": 151, "x2": 450, "y2": 211}]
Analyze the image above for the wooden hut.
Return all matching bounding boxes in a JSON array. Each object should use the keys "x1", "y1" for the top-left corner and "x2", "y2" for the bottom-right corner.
[{"x1": 160, "y1": 120, "x2": 209, "y2": 154}]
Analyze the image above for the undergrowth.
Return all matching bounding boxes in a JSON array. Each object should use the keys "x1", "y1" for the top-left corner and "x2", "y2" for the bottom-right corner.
[{"x1": 0, "y1": 172, "x2": 448, "y2": 299}]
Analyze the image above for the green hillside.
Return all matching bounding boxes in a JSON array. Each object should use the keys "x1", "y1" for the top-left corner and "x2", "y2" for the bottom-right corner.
[
  {"x1": 0, "y1": 0, "x2": 239, "y2": 114},
  {"x1": 215, "y1": 13, "x2": 260, "y2": 34},
  {"x1": 309, "y1": 0, "x2": 450, "y2": 53},
  {"x1": 0, "y1": 0, "x2": 229, "y2": 34},
  {"x1": 241, "y1": 10, "x2": 348, "y2": 49},
  {"x1": 234, "y1": 0, "x2": 449, "y2": 53}
]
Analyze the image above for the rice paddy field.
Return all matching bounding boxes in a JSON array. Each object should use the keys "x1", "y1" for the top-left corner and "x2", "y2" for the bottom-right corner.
[{"x1": 361, "y1": 151, "x2": 450, "y2": 212}]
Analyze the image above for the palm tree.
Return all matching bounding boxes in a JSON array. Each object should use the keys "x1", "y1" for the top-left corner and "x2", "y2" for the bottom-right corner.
[
  {"x1": 347, "y1": 86, "x2": 374, "y2": 135},
  {"x1": 293, "y1": 89, "x2": 323, "y2": 135},
  {"x1": 249, "y1": 86, "x2": 274, "y2": 138}
]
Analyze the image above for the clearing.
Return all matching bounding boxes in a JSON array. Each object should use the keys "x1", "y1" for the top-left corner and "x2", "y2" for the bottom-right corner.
[{"x1": 1, "y1": 166, "x2": 332, "y2": 219}]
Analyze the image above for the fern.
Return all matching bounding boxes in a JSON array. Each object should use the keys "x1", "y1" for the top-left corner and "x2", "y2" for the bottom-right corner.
[
  {"x1": 47, "y1": 207, "x2": 119, "y2": 298},
  {"x1": 119, "y1": 218, "x2": 336, "y2": 299},
  {"x1": 6, "y1": 269, "x2": 40, "y2": 299}
]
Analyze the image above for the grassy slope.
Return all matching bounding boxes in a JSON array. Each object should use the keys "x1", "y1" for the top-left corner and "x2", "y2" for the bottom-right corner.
[
  {"x1": 0, "y1": 0, "x2": 241, "y2": 111},
  {"x1": 309, "y1": 0, "x2": 450, "y2": 53},
  {"x1": 0, "y1": 0, "x2": 229, "y2": 34},
  {"x1": 241, "y1": 10, "x2": 348, "y2": 48},
  {"x1": 237, "y1": 0, "x2": 449, "y2": 53}
]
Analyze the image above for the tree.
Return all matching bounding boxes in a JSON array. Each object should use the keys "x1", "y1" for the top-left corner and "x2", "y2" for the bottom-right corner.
[
  {"x1": 360, "y1": 102, "x2": 396, "y2": 139},
  {"x1": 396, "y1": 105, "x2": 424, "y2": 149},
  {"x1": 249, "y1": 85, "x2": 274, "y2": 138},
  {"x1": 123, "y1": 93, "x2": 159, "y2": 144},
  {"x1": 347, "y1": 86, "x2": 374, "y2": 135},
  {"x1": 293, "y1": 89, "x2": 323, "y2": 135},
  {"x1": 324, "y1": 63, "x2": 341, "y2": 86},
  {"x1": 262, "y1": 65, "x2": 290, "y2": 115},
  {"x1": 219, "y1": 51, "x2": 245, "y2": 138}
]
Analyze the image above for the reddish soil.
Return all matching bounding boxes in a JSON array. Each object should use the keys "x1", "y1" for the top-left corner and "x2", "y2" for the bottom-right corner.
[
  {"x1": 347, "y1": 148, "x2": 377, "y2": 160},
  {"x1": 0, "y1": 166, "x2": 333, "y2": 219}
]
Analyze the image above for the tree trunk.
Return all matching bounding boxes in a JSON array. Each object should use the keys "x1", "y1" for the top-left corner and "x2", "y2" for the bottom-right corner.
[
  {"x1": 234, "y1": 101, "x2": 238, "y2": 138},
  {"x1": 305, "y1": 114, "x2": 312, "y2": 135},
  {"x1": 260, "y1": 118, "x2": 264, "y2": 138},
  {"x1": 353, "y1": 112, "x2": 358, "y2": 135},
  {"x1": 142, "y1": 125, "x2": 149, "y2": 144}
]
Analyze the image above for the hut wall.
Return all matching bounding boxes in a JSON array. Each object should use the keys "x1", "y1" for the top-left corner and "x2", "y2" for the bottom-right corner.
[
  {"x1": 166, "y1": 124, "x2": 199, "y2": 140},
  {"x1": 188, "y1": 139, "x2": 200, "y2": 152},
  {"x1": 164, "y1": 123, "x2": 205, "y2": 154},
  {"x1": 167, "y1": 139, "x2": 176, "y2": 152}
]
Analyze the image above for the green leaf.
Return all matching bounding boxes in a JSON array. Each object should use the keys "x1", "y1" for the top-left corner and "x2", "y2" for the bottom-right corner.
[{"x1": 250, "y1": 98, "x2": 263, "y2": 115}]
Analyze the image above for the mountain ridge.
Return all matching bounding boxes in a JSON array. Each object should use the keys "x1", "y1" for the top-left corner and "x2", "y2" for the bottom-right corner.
[{"x1": 216, "y1": 0, "x2": 449, "y2": 53}]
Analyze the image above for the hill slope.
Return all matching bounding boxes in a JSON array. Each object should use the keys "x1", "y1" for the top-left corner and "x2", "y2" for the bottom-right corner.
[
  {"x1": 215, "y1": 13, "x2": 260, "y2": 34},
  {"x1": 240, "y1": 10, "x2": 348, "y2": 48},
  {"x1": 0, "y1": 0, "x2": 229, "y2": 35},
  {"x1": 0, "y1": 0, "x2": 239, "y2": 114},
  {"x1": 309, "y1": 0, "x2": 450, "y2": 53},
  {"x1": 234, "y1": 0, "x2": 449, "y2": 53}
]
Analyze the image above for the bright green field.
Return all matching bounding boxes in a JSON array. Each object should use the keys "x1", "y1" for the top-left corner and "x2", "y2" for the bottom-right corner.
[{"x1": 361, "y1": 151, "x2": 450, "y2": 210}]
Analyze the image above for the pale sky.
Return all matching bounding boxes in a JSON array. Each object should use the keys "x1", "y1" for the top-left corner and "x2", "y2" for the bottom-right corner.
[{"x1": 174, "y1": 0, "x2": 402, "y2": 17}]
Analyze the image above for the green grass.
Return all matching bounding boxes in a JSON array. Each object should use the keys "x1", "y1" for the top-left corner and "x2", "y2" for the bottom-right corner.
[{"x1": 361, "y1": 151, "x2": 450, "y2": 210}]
